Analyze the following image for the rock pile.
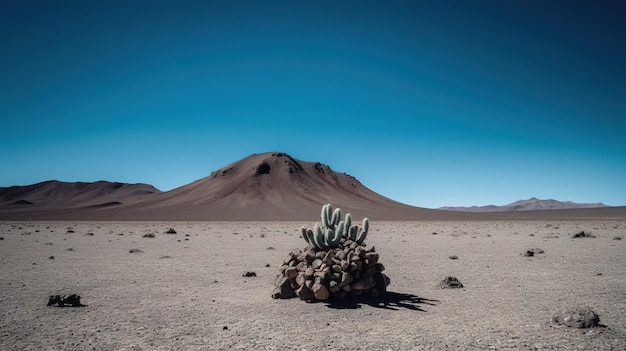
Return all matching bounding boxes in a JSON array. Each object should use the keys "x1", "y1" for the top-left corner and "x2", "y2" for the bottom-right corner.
[{"x1": 271, "y1": 239, "x2": 390, "y2": 301}]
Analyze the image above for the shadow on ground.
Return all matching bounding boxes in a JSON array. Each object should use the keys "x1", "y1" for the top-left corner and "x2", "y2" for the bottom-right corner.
[{"x1": 324, "y1": 291, "x2": 438, "y2": 311}]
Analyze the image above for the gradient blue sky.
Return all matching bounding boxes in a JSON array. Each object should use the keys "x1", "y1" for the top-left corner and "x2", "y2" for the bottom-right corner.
[{"x1": 1, "y1": 1, "x2": 625, "y2": 208}]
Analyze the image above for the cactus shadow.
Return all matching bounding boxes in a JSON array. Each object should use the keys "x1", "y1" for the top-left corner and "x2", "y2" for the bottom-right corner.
[{"x1": 324, "y1": 291, "x2": 438, "y2": 311}]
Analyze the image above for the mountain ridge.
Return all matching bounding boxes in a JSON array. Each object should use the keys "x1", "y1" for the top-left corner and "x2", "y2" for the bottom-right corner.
[
  {"x1": 0, "y1": 152, "x2": 623, "y2": 220},
  {"x1": 439, "y1": 197, "x2": 608, "y2": 212}
]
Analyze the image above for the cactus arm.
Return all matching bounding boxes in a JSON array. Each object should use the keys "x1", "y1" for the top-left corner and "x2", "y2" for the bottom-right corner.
[
  {"x1": 312, "y1": 223, "x2": 329, "y2": 250},
  {"x1": 321, "y1": 204, "x2": 332, "y2": 228},
  {"x1": 301, "y1": 227, "x2": 311, "y2": 244},
  {"x1": 326, "y1": 221, "x2": 343, "y2": 247},
  {"x1": 344, "y1": 213, "x2": 352, "y2": 235},
  {"x1": 331, "y1": 208, "x2": 342, "y2": 227},
  {"x1": 355, "y1": 218, "x2": 369, "y2": 245}
]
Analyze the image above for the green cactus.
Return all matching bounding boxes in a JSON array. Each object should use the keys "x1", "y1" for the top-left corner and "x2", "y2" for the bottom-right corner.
[
  {"x1": 302, "y1": 204, "x2": 370, "y2": 250},
  {"x1": 355, "y1": 218, "x2": 369, "y2": 245}
]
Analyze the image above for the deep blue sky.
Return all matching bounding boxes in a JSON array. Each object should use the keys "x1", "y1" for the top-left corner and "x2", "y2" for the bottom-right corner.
[{"x1": 1, "y1": 1, "x2": 625, "y2": 208}]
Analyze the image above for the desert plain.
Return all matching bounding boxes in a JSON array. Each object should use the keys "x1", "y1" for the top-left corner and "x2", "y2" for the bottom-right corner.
[{"x1": 1, "y1": 219, "x2": 625, "y2": 350}]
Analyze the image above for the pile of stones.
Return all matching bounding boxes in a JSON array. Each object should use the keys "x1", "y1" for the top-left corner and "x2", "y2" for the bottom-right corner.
[{"x1": 272, "y1": 239, "x2": 390, "y2": 301}]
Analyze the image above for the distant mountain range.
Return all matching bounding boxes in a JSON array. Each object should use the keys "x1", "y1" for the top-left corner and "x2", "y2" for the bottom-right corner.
[
  {"x1": 438, "y1": 197, "x2": 608, "y2": 212},
  {"x1": 0, "y1": 152, "x2": 622, "y2": 220}
]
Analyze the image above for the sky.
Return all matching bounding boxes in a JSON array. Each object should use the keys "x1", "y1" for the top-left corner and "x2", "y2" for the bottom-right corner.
[{"x1": 1, "y1": 0, "x2": 625, "y2": 208}]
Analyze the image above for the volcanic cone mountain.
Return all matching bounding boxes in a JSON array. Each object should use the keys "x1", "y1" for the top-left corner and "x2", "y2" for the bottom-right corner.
[{"x1": 103, "y1": 152, "x2": 446, "y2": 220}]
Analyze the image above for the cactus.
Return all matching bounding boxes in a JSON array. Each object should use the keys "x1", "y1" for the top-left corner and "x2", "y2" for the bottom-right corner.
[
  {"x1": 302, "y1": 204, "x2": 370, "y2": 250},
  {"x1": 355, "y1": 218, "x2": 369, "y2": 245}
]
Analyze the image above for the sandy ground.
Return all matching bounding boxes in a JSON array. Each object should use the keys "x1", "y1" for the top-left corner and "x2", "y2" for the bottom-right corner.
[{"x1": 1, "y1": 220, "x2": 625, "y2": 350}]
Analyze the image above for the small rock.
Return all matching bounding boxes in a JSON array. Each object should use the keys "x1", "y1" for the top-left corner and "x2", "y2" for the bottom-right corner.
[
  {"x1": 613, "y1": 236, "x2": 622, "y2": 240},
  {"x1": 440, "y1": 276, "x2": 464, "y2": 289},
  {"x1": 523, "y1": 248, "x2": 544, "y2": 257},
  {"x1": 312, "y1": 283, "x2": 330, "y2": 300},
  {"x1": 449, "y1": 255, "x2": 458, "y2": 260},
  {"x1": 296, "y1": 284, "x2": 315, "y2": 300},
  {"x1": 243, "y1": 271, "x2": 257, "y2": 277},
  {"x1": 552, "y1": 307, "x2": 600, "y2": 328},
  {"x1": 48, "y1": 256, "x2": 54, "y2": 259},
  {"x1": 311, "y1": 258, "x2": 323, "y2": 269},
  {"x1": 129, "y1": 249, "x2": 143, "y2": 253},
  {"x1": 142, "y1": 233, "x2": 155, "y2": 238},
  {"x1": 165, "y1": 228, "x2": 177, "y2": 234},
  {"x1": 284, "y1": 267, "x2": 298, "y2": 279},
  {"x1": 572, "y1": 231, "x2": 595, "y2": 238}
]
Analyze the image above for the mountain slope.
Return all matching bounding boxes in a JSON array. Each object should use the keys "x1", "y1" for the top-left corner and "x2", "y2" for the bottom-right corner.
[{"x1": 0, "y1": 181, "x2": 160, "y2": 208}]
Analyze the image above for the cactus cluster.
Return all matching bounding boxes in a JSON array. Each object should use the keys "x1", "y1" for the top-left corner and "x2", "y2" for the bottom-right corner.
[{"x1": 301, "y1": 204, "x2": 369, "y2": 250}]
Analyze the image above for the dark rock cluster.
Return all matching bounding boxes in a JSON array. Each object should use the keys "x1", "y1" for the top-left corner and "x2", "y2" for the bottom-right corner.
[
  {"x1": 523, "y1": 248, "x2": 545, "y2": 257},
  {"x1": 572, "y1": 231, "x2": 595, "y2": 238},
  {"x1": 271, "y1": 239, "x2": 390, "y2": 301},
  {"x1": 47, "y1": 294, "x2": 86, "y2": 307}
]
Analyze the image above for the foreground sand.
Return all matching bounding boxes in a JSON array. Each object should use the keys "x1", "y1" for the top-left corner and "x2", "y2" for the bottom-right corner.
[{"x1": 1, "y1": 220, "x2": 625, "y2": 350}]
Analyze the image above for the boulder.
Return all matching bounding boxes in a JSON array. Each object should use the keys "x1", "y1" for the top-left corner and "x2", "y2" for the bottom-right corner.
[
  {"x1": 440, "y1": 276, "x2": 463, "y2": 289},
  {"x1": 553, "y1": 307, "x2": 600, "y2": 328}
]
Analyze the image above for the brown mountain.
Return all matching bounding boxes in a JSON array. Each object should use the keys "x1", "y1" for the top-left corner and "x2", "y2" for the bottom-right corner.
[
  {"x1": 1, "y1": 152, "x2": 624, "y2": 221},
  {"x1": 84, "y1": 152, "x2": 454, "y2": 220},
  {"x1": 0, "y1": 180, "x2": 160, "y2": 219}
]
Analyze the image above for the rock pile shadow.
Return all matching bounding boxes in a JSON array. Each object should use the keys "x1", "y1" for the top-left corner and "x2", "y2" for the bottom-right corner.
[{"x1": 324, "y1": 291, "x2": 438, "y2": 311}]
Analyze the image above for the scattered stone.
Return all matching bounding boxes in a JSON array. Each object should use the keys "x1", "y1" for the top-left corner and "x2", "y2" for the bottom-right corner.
[
  {"x1": 66, "y1": 229, "x2": 75, "y2": 233},
  {"x1": 48, "y1": 256, "x2": 54, "y2": 259},
  {"x1": 47, "y1": 294, "x2": 86, "y2": 307},
  {"x1": 440, "y1": 276, "x2": 464, "y2": 289},
  {"x1": 523, "y1": 248, "x2": 545, "y2": 257},
  {"x1": 85, "y1": 232, "x2": 94, "y2": 236},
  {"x1": 129, "y1": 249, "x2": 144, "y2": 253},
  {"x1": 572, "y1": 231, "x2": 595, "y2": 238},
  {"x1": 613, "y1": 236, "x2": 622, "y2": 241},
  {"x1": 552, "y1": 307, "x2": 601, "y2": 328},
  {"x1": 222, "y1": 326, "x2": 228, "y2": 330},
  {"x1": 449, "y1": 255, "x2": 458, "y2": 260},
  {"x1": 165, "y1": 228, "x2": 177, "y2": 234},
  {"x1": 243, "y1": 271, "x2": 257, "y2": 277},
  {"x1": 142, "y1": 233, "x2": 155, "y2": 238}
]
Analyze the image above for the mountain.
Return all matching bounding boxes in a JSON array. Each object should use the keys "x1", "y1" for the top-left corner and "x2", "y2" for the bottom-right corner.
[
  {"x1": 0, "y1": 152, "x2": 455, "y2": 220},
  {"x1": 439, "y1": 197, "x2": 609, "y2": 212},
  {"x1": 0, "y1": 180, "x2": 160, "y2": 211}
]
